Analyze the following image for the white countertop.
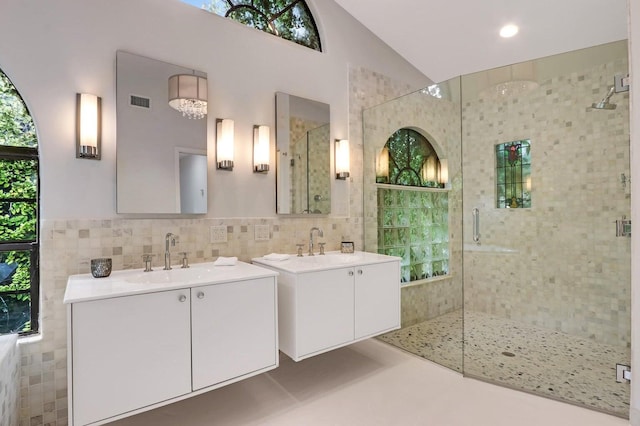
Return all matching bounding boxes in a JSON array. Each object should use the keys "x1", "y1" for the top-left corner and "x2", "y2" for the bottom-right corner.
[
  {"x1": 251, "y1": 250, "x2": 401, "y2": 274},
  {"x1": 64, "y1": 261, "x2": 278, "y2": 304}
]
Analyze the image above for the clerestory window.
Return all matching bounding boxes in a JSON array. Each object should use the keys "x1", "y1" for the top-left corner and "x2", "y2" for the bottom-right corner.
[
  {"x1": 182, "y1": 0, "x2": 322, "y2": 51},
  {"x1": 0, "y1": 68, "x2": 39, "y2": 336}
]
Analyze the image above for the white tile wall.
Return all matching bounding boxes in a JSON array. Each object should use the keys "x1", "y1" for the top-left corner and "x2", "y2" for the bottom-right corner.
[
  {"x1": 462, "y1": 52, "x2": 631, "y2": 348},
  {"x1": 0, "y1": 335, "x2": 19, "y2": 426}
]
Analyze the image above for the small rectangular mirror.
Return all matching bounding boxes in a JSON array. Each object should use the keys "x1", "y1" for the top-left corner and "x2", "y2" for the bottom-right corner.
[
  {"x1": 116, "y1": 51, "x2": 208, "y2": 214},
  {"x1": 275, "y1": 92, "x2": 330, "y2": 215}
]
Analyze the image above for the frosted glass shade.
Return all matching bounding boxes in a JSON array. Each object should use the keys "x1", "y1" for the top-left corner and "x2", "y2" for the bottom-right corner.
[
  {"x1": 335, "y1": 139, "x2": 350, "y2": 180},
  {"x1": 76, "y1": 93, "x2": 101, "y2": 159},
  {"x1": 253, "y1": 125, "x2": 270, "y2": 173},
  {"x1": 216, "y1": 119, "x2": 234, "y2": 170}
]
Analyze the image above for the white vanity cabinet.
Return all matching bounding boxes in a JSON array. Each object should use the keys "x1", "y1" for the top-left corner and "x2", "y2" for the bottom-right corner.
[
  {"x1": 296, "y1": 267, "x2": 355, "y2": 356},
  {"x1": 253, "y1": 251, "x2": 400, "y2": 361},
  {"x1": 354, "y1": 261, "x2": 401, "y2": 339},
  {"x1": 191, "y1": 278, "x2": 276, "y2": 390},
  {"x1": 70, "y1": 290, "x2": 192, "y2": 426},
  {"x1": 65, "y1": 262, "x2": 278, "y2": 426}
]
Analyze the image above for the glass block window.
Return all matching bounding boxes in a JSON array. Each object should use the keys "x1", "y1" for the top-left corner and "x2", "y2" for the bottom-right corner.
[
  {"x1": 496, "y1": 139, "x2": 531, "y2": 208},
  {"x1": 376, "y1": 128, "x2": 444, "y2": 188},
  {"x1": 184, "y1": 0, "x2": 322, "y2": 51},
  {"x1": 377, "y1": 187, "x2": 449, "y2": 284}
]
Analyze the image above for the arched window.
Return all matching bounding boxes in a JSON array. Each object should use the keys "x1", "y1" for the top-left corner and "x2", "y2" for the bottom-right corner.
[
  {"x1": 376, "y1": 128, "x2": 449, "y2": 283},
  {"x1": 377, "y1": 128, "x2": 444, "y2": 188},
  {"x1": 186, "y1": 0, "x2": 322, "y2": 51},
  {"x1": 0, "y1": 68, "x2": 39, "y2": 335}
]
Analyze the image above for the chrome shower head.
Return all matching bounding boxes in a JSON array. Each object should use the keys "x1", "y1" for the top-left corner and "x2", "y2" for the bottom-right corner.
[{"x1": 591, "y1": 86, "x2": 617, "y2": 110}]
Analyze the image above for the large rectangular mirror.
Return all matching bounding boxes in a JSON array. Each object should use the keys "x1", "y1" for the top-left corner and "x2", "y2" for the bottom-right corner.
[
  {"x1": 116, "y1": 51, "x2": 208, "y2": 214},
  {"x1": 275, "y1": 92, "x2": 330, "y2": 214}
]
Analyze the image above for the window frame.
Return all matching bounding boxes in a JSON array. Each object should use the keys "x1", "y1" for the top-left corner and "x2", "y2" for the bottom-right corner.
[
  {"x1": 0, "y1": 99, "x2": 40, "y2": 337},
  {"x1": 385, "y1": 128, "x2": 442, "y2": 188},
  {"x1": 197, "y1": 0, "x2": 322, "y2": 52}
]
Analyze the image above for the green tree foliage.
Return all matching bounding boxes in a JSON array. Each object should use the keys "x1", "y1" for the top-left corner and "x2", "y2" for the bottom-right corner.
[
  {"x1": 0, "y1": 72, "x2": 36, "y2": 148},
  {"x1": 386, "y1": 129, "x2": 439, "y2": 187},
  {"x1": 202, "y1": 0, "x2": 321, "y2": 51}
]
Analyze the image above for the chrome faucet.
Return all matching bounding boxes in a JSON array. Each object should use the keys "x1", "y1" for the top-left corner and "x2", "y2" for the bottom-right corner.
[
  {"x1": 164, "y1": 233, "x2": 176, "y2": 270},
  {"x1": 309, "y1": 227, "x2": 324, "y2": 256}
]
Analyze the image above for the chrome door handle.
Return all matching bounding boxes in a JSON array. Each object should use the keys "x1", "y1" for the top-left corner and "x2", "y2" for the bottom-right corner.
[{"x1": 472, "y1": 208, "x2": 481, "y2": 243}]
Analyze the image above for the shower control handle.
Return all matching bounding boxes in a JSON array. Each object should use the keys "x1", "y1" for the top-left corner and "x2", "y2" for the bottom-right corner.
[{"x1": 472, "y1": 208, "x2": 481, "y2": 244}]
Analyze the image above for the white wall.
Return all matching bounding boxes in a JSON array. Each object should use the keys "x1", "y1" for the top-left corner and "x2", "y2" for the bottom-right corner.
[{"x1": 0, "y1": 0, "x2": 428, "y2": 220}]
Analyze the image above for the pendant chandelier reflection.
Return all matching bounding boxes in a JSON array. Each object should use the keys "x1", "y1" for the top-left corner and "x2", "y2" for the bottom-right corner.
[{"x1": 168, "y1": 73, "x2": 208, "y2": 119}]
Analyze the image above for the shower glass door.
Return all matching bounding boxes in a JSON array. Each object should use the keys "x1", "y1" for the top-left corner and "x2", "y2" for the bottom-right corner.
[
  {"x1": 461, "y1": 40, "x2": 631, "y2": 418},
  {"x1": 363, "y1": 78, "x2": 464, "y2": 373}
]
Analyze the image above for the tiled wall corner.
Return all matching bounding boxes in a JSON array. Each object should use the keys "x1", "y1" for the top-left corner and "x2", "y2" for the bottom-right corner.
[
  {"x1": 0, "y1": 335, "x2": 20, "y2": 426},
  {"x1": 361, "y1": 77, "x2": 465, "y2": 331},
  {"x1": 348, "y1": 66, "x2": 417, "y2": 244}
]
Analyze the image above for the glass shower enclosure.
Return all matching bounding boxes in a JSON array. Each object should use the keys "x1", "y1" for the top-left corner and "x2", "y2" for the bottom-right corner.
[{"x1": 364, "y1": 40, "x2": 631, "y2": 417}]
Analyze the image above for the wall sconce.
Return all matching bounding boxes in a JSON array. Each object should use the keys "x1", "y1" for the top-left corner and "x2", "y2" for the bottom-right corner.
[
  {"x1": 216, "y1": 119, "x2": 234, "y2": 170},
  {"x1": 375, "y1": 147, "x2": 389, "y2": 183},
  {"x1": 422, "y1": 155, "x2": 437, "y2": 183},
  {"x1": 438, "y1": 159, "x2": 449, "y2": 188},
  {"x1": 335, "y1": 139, "x2": 350, "y2": 180},
  {"x1": 253, "y1": 125, "x2": 270, "y2": 173},
  {"x1": 76, "y1": 93, "x2": 102, "y2": 160},
  {"x1": 168, "y1": 74, "x2": 207, "y2": 119}
]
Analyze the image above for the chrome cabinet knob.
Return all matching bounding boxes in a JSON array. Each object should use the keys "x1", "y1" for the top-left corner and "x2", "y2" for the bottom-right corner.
[
  {"x1": 178, "y1": 295, "x2": 187, "y2": 302},
  {"x1": 348, "y1": 270, "x2": 354, "y2": 276},
  {"x1": 357, "y1": 269, "x2": 363, "y2": 275},
  {"x1": 197, "y1": 291, "x2": 205, "y2": 299}
]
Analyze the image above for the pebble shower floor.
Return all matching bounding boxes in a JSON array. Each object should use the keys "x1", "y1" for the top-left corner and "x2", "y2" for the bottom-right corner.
[{"x1": 378, "y1": 310, "x2": 630, "y2": 418}]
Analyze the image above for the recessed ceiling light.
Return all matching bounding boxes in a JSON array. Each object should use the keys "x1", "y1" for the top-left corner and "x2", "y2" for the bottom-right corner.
[{"x1": 500, "y1": 24, "x2": 519, "y2": 38}]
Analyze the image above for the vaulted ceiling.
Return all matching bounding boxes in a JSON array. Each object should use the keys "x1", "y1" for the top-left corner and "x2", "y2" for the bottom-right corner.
[{"x1": 334, "y1": 0, "x2": 628, "y2": 83}]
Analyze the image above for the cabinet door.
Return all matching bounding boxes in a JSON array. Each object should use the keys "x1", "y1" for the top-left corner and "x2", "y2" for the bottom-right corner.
[
  {"x1": 72, "y1": 290, "x2": 192, "y2": 426},
  {"x1": 354, "y1": 261, "x2": 400, "y2": 339},
  {"x1": 191, "y1": 277, "x2": 277, "y2": 390},
  {"x1": 297, "y1": 268, "x2": 354, "y2": 357}
]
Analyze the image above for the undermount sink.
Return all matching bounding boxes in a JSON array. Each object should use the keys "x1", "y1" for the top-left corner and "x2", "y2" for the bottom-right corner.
[
  {"x1": 294, "y1": 251, "x2": 363, "y2": 264},
  {"x1": 252, "y1": 250, "x2": 393, "y2": 274},
  {"x1": 124, "y1": 265, "x2": 217, "y2": 285},
  {"x1": 64, "y1": 261, "x2": 279, "y2": 304}
]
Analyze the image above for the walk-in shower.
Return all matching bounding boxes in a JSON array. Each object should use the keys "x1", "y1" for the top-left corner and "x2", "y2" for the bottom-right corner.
[{"x1": 365, "y1": 40, "x2": 630, "y2": 418}]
